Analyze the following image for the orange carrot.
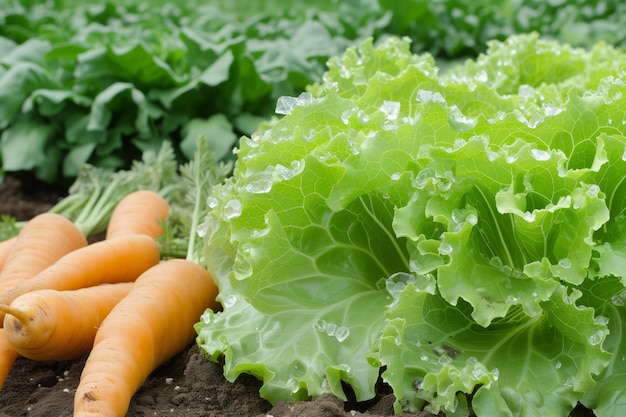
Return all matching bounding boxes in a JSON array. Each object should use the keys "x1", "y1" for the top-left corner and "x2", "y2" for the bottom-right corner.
[
  {"x1": 0, "y1": 283, "x2": 133, "y2": 361},
  {"x1": 0, "y1": 213, "x2": 88, "y2": 297},
  {"x1": 105, "y1": 190, "x2": 170, "y2": 240},
  {"x1": 0, "y1": 329, "x2": 19, "y2": 390},
  {"x1": 0, "y1": 237, "x2": 17, "y2": 273},
  {"x1": 73, "y1": 259, "x2": 219, "y2": 417},
  {"x1": 0, "y1": 233, "x2": 160, "y2": 325}
]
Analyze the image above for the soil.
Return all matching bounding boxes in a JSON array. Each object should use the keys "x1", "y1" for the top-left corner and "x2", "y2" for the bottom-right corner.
[{"x1": 0, "y1": 173, "x2": 597, "y2": 417}]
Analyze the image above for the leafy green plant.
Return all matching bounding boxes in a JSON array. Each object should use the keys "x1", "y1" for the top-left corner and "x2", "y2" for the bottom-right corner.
[
  {"x1": 196, "y1": 33, "x2": 626, "y2": 416},
  {"x1": 0, "y1": 0, "x2": 384, "y2": 183},
  {"x1": 378, "y1": 0, "x2": 626, "y2": 58},
  {"x1": 2, "y1": 0, "x2": 625, "y2": 184},
  {"x1": 0, "y1": 139, "x2": 181, "y2": 240}
]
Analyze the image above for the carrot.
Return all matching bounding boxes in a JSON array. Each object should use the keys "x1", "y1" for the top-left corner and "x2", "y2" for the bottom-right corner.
[
  {"x1": 105, "y1": 190, "x2": 170, "y2": 240},
  {"x1": 0, "y1": 329, "x2": 20, "y2": 390},
  {"x1": 0, "y1": 283, "x2": 133, "y2": 361},
  {"x1": 0, "y1": 213, "x2": 88, "y2": 297},
  {"x1": 73, "y1": 259, "x2": 219, "y2": 417},
  {"x1": 0, "y1": 237, "x2": 17, "y2": 273},
  {"x1": 0, "y1": 233, "x2": 160, "y2": 325}
]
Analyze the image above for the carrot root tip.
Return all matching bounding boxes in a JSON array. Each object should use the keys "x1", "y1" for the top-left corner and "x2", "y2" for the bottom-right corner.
[{"x1": 0, "y1": 305, "x2": 29, "y2": 326}]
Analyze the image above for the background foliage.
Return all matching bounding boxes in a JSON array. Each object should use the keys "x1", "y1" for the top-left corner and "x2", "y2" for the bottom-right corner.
[{"x1": 1, "y1": 0, "x2": 625, "y2": 183}]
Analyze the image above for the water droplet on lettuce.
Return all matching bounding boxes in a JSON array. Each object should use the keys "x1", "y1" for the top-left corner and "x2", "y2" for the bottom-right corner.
[
  {"x1": 296, "y1": 92, "x2": 314, "y2": 105},
  {"x1": 357, "y1": 110, "x2": 370, "y2": 124},
  {"x1": 586, "y1": 184, "x2": 600, "y2": 198},
  {"x1": 490, "y1": 256, "x2": 504, "y2": 268},
  {"x1": 588, "y1": 330, "x2": 606, "y2": 346},
  {"x1": 414, "y1": 168, "x2": 435, "y2": 188},
  {"x1": 472, "y1": 367, "x2": 487, "y2": 379},
  {"x1": 207, "y1": 196, "x2": 219, "y2": 209},
  {"x1": 325, "y1": 322, "x2": 337, "y2": 337},
  {"x1": 381, "y1": 120, "x2": 397, "y2": 131},
  {"x1": 453, "y1": 138, "x2": 467, "y2": 149},
  {"x1": 514, "y1": 109, "x2": 542, "y2": 128},
  {"x1": 313, "y1": 319, "x2": 351, "y2": 342},
  {"x1": 451, "y1": 208, "x2": 478, "y2": 227},
  {"x1": 379, "y1": 100, "x2": 401, "y2": 120},
  {"x1": 336, "y1": 363, "x2": 350, "y2": 372},
  {"x1": 611, "y1": 290, "x2": 626, "y2": 306},
  {"x1": 314, "y1": 319, "x2": 327, "y2": 333},
  {"x1": 275, "y1": 160, "x2": 305, "y2": 180},
  {"x1": 196, "y1": 222, "x2": 208, "y2": 238},
  {"x1": 558, "y1": 258, "x2": 572, "y2": 269},
  {"x1": 285, "y1": 378, "x2": 300, "y2": 393},
  {"x1": 416, "y1": 89, "x2": 446, "y2": 104},
  {"x1": 321, "y1": 377, "x2": 330, "y2": 391},
  {"x1": 505, "y1": 294, "x2": 520, "y2": 303},
  {"x1": 222, "y1": 295, "x2": 238, "y2": 308},
  {"x1": 544, "y1": 104, "x2": 564, "y2": 117},
  {"x1": 223, "y1": 199, "x2": 242, "y2": 219},
  {"x1": 341, "y1": 107, "x2": 358, "y2": 125},
  {"x1": 334, "y1": 326, "x2": 350, "y2": 342},
  {"x1": 438, "y1": 354, "x2": 452, "y2": 365},
  {"x1": 276, "y1": 96, "x2": 298, "y2": 115},
  {"x1": 448, "y1": 105, "x2": 477, "y2": 131},
  {"x1": 439, "y1": 241, "x2": 454, "y2": 255},
  {"x1": 530, "y1": 148, "x2": 551, "y2": 161},
  {"x1": 385, "y1": 271, "x2": 415, "y2": 298},
  {"x1": 245, "y1": 171, "x2": 273, "y2": 194},
  {"x1": 200, "y1": 310, "x2": 212, "y2": 324},
  {"x1": 487, "y1": 110, "x2": 506, "y2": 124},
  {"x1": 518, "y1": 84, "x2": 535, "y2": 98}
]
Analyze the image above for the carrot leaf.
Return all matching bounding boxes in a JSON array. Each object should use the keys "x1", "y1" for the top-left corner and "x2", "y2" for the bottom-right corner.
[
  {"x1": 164, "y1": 135, "x2": 233, "y2": 265},
  {"x1": 0, "y1": 215, "x2": 19, "y2": 242},
  {"x1": 49, "y1": 141, "x2": 180, "y2": 237}
]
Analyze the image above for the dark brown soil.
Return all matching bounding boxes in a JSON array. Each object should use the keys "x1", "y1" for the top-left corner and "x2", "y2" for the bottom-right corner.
[{"x1": 0, "y1": 172, "x2": 436, "y2": 417}]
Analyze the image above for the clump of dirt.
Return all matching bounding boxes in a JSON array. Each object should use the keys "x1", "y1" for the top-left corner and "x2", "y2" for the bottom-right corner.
[{"x1": 0, "y1": 173, "x2": 67, "y2": 220}]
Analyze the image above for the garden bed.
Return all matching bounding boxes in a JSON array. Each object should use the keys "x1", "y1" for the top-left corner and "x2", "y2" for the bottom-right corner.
[{"x1": 0, "y1": 173, "x2": 434, "y2": 417}]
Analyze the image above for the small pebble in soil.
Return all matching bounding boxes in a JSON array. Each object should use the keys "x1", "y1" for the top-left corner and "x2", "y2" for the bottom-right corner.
[{"x1": 30, "y1": 371, "x2": 58, "y2": 388}]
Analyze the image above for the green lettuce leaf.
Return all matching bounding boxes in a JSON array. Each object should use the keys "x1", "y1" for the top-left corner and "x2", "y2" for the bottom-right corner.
[
  {"x1": 578, "y1": 275, "x2": 626, "y2": 417},
  {"x1": 197, "y1": 152, "x2": 409, "y2": 402},
  {"x1": 0, "y1": 61, "x2": 58, "y2": 129},
  {"x1": 377, "y1": 282, "x2": 610, "y2": 416}
]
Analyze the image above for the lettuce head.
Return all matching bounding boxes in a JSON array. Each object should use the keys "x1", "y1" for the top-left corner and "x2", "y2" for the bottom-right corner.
[{"x1": 196, "y1": 33, "x2": 626, "y2": 417}]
